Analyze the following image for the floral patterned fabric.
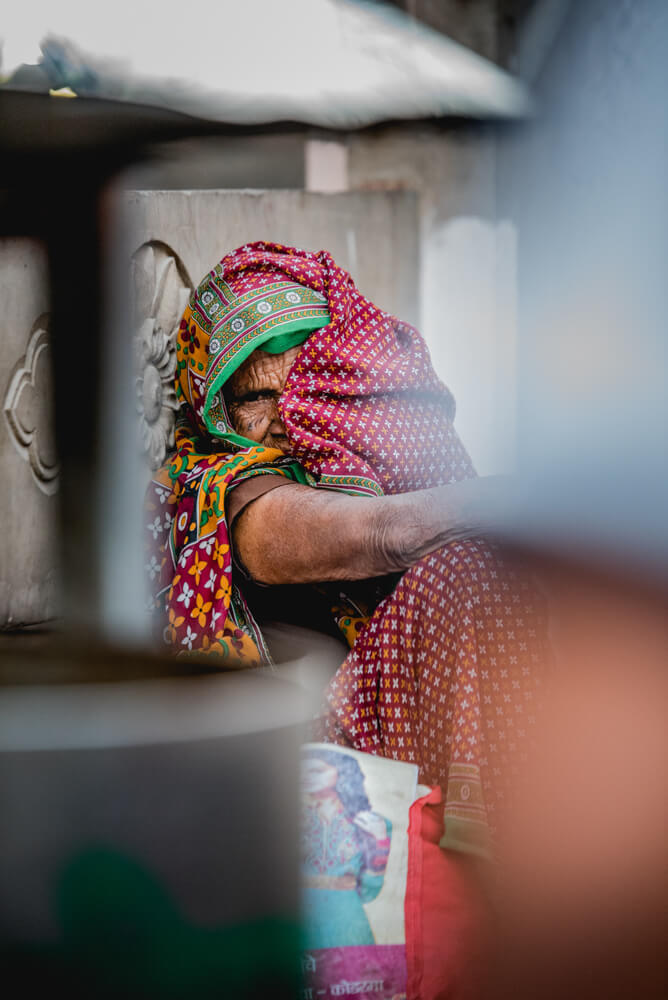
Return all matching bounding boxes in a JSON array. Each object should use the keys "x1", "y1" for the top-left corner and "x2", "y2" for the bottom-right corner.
[
  {"x1": 146, "y1": 412, "x2": 296, "y2": 662},
  {"x1": 316, "y1": 540, "x2": 549, "y2": 851}
]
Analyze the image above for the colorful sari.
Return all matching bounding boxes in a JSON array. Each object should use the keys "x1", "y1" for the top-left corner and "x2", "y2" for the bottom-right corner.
[{"x1": 146, "y1": 242, "x2": 548, "y2": 846}]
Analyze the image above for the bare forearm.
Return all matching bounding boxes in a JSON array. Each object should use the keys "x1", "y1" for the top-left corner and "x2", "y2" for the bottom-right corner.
[
  {"x1": 234, "y1": 476, "x2": 510, "y2": 586},
  {"x1": 366, "y1": 477, "x2": 500, "y2": 575}
]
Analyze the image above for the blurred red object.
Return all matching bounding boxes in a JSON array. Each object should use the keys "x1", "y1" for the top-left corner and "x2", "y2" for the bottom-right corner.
[{"x1": 487, "y1": 559, "x2": 668, "y2": 1000}]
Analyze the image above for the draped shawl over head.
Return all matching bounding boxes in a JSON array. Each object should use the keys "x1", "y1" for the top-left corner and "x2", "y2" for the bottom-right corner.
[{"x1": 146, "y1": 242, "x2": 474, "y2": 662}]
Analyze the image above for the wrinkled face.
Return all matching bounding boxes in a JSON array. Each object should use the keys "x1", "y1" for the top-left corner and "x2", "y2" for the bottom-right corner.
[
  {"x1": 224, "y1": 345, "x2": 301, "y2": 451},
  {"x1": 301, "y1": 758, "x2": 339, "y2": 795}
]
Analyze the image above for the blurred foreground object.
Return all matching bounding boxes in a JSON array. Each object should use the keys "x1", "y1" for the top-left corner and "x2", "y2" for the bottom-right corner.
[
  {"x1": 488, "y1": 558, "x2": 668, "y2": 1000},
  {"x1": 1, "y1": 0, "x2": 530, "y2": 126},
  {"x1": 0, "y1": 658, "x2": 312, "y2": 999},
  {"x1": 484, "y1": 1, "x2": 668, "y2": 996},
  {"x1": 501, "y1": 0, "x2": 668, "y2": 579},
  {"x1": 0, "y1": 91, "x2": 226, "y2": 635}
]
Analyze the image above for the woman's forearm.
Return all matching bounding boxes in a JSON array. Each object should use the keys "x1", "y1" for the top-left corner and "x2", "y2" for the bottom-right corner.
[
  {"x1": 364, "y1": 477, "x2": 494, "y2": 575},
  {"x1": 233, "y1": 476, "x2": 510, "y2": 586}
]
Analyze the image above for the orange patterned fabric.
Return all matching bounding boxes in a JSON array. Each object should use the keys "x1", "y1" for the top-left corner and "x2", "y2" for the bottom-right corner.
[{"x1": 146, "y1": 413, "x2": 296, "y2": 662}]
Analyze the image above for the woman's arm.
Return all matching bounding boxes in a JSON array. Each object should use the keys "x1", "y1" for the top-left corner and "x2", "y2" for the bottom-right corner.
[{"x1": 234, "y1": 475, "x2": 513, "y2": 585}]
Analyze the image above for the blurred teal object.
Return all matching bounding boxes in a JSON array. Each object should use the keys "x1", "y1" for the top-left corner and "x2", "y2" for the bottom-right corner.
[
  {"x1": 32, "y1": 847, "x2": 299, "y2": 998},
  {"x1": 0, "y1": 668, "x2": 312, "y2": 998}
]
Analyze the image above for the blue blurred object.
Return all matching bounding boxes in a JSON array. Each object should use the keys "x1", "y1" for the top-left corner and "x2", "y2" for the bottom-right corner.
[{"x1": 501, "y1": 0, "x2": 668, "y2": 579}]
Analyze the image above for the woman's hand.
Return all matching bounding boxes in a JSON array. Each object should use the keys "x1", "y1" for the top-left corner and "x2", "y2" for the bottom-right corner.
[{"x1": 352, "y1": 810, "x2": 388, "y2": 842}]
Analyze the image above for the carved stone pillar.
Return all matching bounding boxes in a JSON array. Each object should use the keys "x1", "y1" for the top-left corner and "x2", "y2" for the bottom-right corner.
[
  {"x1": 131, "y1": 241, "x2": 192, "y2": 471},
  {"x1": 0, "y1": 239, "x2": 58, "y2": 627}
]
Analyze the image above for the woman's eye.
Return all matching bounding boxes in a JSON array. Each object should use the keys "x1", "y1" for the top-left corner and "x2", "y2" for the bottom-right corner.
[{"x1": 235, "y1": 389, "x2": 275, "y2": 404}]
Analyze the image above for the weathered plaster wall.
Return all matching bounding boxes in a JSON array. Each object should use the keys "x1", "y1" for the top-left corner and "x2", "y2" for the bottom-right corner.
[
  {"x1": 124, "y1": 189, "x2": 419, "y2": 330},
  {"x1": 348, "y1": 125, "x2": 517, "y2": 475}
]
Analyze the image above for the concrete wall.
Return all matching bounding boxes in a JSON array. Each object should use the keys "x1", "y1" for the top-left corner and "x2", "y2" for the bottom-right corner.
[
  {"x1": 348, "y1": 124, "x2": 517, "y2": 475},
  {"x1": 122, "y1": 134, "x2": 306, "y2": 192},
  {"x1": 124, "y1": 188, "x2": 419, "y2": 332}
]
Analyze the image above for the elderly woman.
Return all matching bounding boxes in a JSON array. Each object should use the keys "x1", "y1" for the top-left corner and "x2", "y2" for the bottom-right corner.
[{"x1": 147, "y1": 242, "x2": 548, "y2": 849}]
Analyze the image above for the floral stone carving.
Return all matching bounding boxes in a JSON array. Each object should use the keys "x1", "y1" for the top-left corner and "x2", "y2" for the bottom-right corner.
[
  {"x1": 3, "y1": 313, "x2": 59, "y2": 495},
  {"x1": 132, "y1": 241, "x2": 192, "y2": 469}
]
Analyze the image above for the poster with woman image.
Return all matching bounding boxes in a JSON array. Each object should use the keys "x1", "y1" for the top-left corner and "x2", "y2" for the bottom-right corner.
[{"x1": 300, "y1": 744, "x2": 419, "y2": 1000}]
